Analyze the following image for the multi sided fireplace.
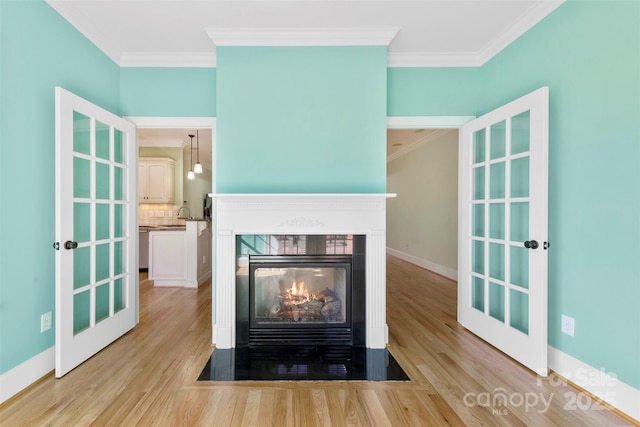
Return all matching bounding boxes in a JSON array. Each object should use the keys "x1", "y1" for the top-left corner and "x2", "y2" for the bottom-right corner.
[
  {"x1": 236, "y1": 234, "x2": 367, "y2": 347},
  {"x1": 249, "y1": 255, "x2": 352, "y2": 345}
]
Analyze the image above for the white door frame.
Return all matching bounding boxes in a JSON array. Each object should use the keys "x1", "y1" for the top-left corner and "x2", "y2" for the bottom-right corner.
[
  {"x1": 387, "y1": 116, "x2": 475, "y2": 129},
  {"x1": 386, "y1": 115, "x2": 474, "y2": 277},
  {"x1": 124, "y1": 116, "x2": 216, "y2": 324}
]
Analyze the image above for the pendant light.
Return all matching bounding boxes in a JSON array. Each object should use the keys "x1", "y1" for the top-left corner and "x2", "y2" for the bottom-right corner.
[
  {"x1": 187, "y1": 134, "x2": 195, "y2": 180},
  {"x1": 194, "y1": 129, "x2": 203, "y2": 174}
]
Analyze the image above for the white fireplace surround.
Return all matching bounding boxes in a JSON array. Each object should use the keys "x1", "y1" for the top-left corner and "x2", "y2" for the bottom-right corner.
[{"x1": 211, "y1": 193, "x2": 395, "y2": 349}]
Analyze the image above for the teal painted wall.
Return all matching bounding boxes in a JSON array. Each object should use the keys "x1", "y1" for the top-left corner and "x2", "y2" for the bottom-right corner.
[
  {"x1": 120, "y1": 67, "x2": 216, "y2": 117},
  {"x1": 387, "y1": 0, "x2": 640, "y2": 389},
  {"x1": 0, "y1": 0, "x2": 121, "y2": 374},
  {"x1": 478, "y1": 0, "x2": 640, "y2": 389},
  {"x1": 216, "y1": 46, "x2": 387, "y2": 193},
  {"x1": 387, "y1": 67, "x2": 482, "y2": 116}
]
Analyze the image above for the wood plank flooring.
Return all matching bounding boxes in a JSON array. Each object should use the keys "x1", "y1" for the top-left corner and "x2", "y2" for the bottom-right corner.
[{"x1": 0, "y1": 256, "x2": 633, "y2": 426}]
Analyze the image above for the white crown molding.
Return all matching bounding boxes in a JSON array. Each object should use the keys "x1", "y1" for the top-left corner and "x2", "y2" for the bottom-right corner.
[
  {"x1": 477, "y1": 0, "x2": 565, "y2": 66},
  {"x1": 125, "y1": 117, "x2": 217, "y2": 129},
  {"x1": 120, "y1": 53, "x2": 217, "y2": 68},
  {"x1": 48, "y1": 1, "x2": 563, "y2": 68},
  {"x1": 387, "y1": 129, "x2": 453, "y2": 163},
  {"x1": 45, "y1": 0, "x2": 121, "y2": 65},
  {"x1": 386, "y1": 0, "x2": 566, "y2": 67},
  {"x1": 206, "y1": 27, "x2": 400, "y2": 47},
  {"x1": 387, "y1": 52, "x2": 484, "y2": 67}
]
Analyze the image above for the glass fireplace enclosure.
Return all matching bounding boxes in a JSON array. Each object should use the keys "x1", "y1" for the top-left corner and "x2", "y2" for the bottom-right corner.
[
  {"x1": 236, "y1": 234, "x2": 366, "y2": 347},
  {"x1": 249, "y1": 256, "x2": 353, "y2": 345}
]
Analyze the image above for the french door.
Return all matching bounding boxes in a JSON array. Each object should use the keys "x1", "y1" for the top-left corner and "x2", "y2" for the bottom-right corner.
[
  {"x1": 458, "y1": 87, "x2": 549, "y2": 376},
  {"x1": 54, "y1": 87, "x2": 138, "y2": 377}
]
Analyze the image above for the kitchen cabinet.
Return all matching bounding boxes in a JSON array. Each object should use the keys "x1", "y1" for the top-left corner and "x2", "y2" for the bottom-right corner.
[
  {"x1": 149, "y1": 229, "x2": 185, "y2": 286},
  {"x1": 148, "y1": 221, "x2": 212, "y2": 288},
  {"x1": 138, "y1": 158, "x2": 175, "y2": 204}
]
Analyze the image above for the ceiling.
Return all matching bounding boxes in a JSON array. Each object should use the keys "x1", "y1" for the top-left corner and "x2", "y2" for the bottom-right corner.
[
  {"x1": 46, "y1": 0, "x2": 564, "y2": 67},
  {"x1": 387, "y1": 128, "x2": 453, "y2": 162}
]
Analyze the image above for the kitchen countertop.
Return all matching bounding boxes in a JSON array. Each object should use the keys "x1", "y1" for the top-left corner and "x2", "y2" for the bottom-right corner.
[
  {"x1": 139, "y1": 219, "x2": 210, "y2": 232},
  {"x1": 140, "y1": 225, "x2": 186, "y2": 231}
]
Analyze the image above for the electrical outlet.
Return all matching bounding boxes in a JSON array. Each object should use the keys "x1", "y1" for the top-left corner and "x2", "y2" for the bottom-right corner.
[
  {"x1": 202, "y1": 255, "x2": 206, "y2": 265},
  {"x1": 168, "y1": 211, "x2": 173, "y2": 218},
  {"x1": 41, "y1": 311, "x2": 52, "y2": 332},
  {"x1": 561, "y1": 314, "x2": 575, "y2": 336}
]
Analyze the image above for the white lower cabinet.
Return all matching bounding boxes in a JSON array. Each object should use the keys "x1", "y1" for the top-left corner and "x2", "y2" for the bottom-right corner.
[
  {"x1": 148, "y1": 231, "x2": 186, "y2": 286},
  {"x1": 147, "y1": 221, "x2": 212, "y2": 287}
]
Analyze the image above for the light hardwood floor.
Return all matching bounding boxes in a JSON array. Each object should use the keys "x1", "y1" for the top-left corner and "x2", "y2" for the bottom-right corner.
[{"x1": 0, "y1": 256, "x2": 633, "y2": 426}]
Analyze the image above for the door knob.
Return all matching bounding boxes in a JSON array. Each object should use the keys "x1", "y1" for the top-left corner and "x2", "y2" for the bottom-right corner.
[
  {"x1": 64, "y1": 240, "x2": 78, "y2": 250},
  {"x1": 524, "y1": 240, "x2": 539, "y2": 250}
]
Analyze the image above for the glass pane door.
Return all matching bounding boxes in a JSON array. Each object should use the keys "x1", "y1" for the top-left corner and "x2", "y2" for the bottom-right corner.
[
  {"x1": 55, "y1": 87, "x2": 137, "y2": 377},
  {"x1": 458, "y1": 87, "x2": 549, "y2": 376}
]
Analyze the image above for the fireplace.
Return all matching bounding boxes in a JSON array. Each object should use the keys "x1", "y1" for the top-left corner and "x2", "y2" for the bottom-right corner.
[
  {"x1": 249, "y1": 255, "x2": 353, "y2": 345},
  {"x1": 236, "y1": 234, "x2": 367, "y2": 347},
  {"x1": 213, "y1": 193, "x2": 393, "y2": 349}
]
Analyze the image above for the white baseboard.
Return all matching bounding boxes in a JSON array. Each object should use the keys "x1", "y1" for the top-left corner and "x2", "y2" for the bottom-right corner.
[
  {"x1": 548, "y1": 346, "x2": 639, "y2": 422},
  {"x1": 386, "y1": 247, "x2": 457, "y2": 281},
  {"x1": 186, "y1": 269, "x2": 212, "y2": 289},
  {"x1": 0, "y1": 346, "x2": 54, "y2": 404}
]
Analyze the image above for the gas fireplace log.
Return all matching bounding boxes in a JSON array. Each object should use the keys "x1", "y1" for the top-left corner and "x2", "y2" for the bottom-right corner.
[{"x1": 321, "y1": 300, "x2": 342, "y2": 319}]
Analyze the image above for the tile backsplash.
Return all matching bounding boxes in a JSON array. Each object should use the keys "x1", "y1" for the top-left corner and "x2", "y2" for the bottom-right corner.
[{"x1": 139, "y1": 204, "x2": 186, "y2": 226}]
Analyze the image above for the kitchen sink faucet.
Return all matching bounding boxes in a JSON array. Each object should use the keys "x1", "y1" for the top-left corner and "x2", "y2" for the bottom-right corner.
[{"x1": 177, "y1": 206, "x2": 191, "y2": 219}]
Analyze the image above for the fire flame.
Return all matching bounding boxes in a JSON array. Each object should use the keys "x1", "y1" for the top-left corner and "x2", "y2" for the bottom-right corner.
[{"x1": 289, "y1": 281, "x2": 309, "y2": 300}]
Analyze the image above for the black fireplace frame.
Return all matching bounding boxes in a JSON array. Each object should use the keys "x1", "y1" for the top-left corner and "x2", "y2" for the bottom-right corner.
[
  {"x1": 235, "y1": 234, "x2": 367, "y2": 348},
  {"x1": 248, "y1": 255, "x2": 353, "y2": 346}
]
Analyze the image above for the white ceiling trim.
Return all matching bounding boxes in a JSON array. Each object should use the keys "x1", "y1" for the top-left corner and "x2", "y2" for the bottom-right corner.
[
  {"x1": 46, "y1": 0, "x2": 121, "y2": 65},
  {"x1": 387, "y1": 116, "x2": 475, "y2": 129},
  {"x1": 120, "y1": 53, "x2": 217, "y2": 68},
  {"x1": 476, "y1": 0, "x2": 565, "y2": 65},
  {"x1": 386, "y1": 129, "x2": 453, "y2": 163},
  {"x1": 206, "y1": 27, "x2": 400, "y2": 47},
  {"x1": 126, "y1": 117, "x2": 217, "y2": 129},
  {"x1": 46, "y1": 1, "x2": 565, "y2": 68},
  {"x1": 388, "y1": 52, "x2": 485, "y2": 67}
]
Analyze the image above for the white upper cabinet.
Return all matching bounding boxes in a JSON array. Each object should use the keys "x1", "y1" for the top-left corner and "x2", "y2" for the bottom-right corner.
[{"x1": 139, "y1": 157, "x2": 175, "y2": 204}]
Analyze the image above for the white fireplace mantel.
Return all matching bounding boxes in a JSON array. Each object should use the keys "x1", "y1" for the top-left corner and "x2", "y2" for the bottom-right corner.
[{"x1": 211, "y1": 193, "x2": 395, "y2": 349}]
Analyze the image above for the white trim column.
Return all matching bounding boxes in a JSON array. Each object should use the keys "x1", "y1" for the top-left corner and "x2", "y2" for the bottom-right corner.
[
  {"x1": 213, "y1": 229, "x2": 236, "y2": 348},
  {"x1": 366, "y1": 229, "x2": 388, "y2": 348}
]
